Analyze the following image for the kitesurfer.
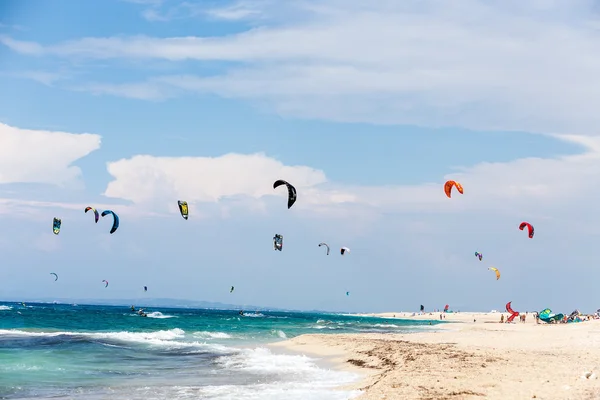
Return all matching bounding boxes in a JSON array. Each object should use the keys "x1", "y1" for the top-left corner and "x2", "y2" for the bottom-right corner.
[
  {"x1": 239, "y1": 310, "x2": 244, "y2": 316},
  {"x1": 131, "y1": 305, "x2": 135, "y2": 311}
]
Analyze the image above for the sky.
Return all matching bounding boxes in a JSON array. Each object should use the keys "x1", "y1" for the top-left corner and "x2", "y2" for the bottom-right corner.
[{"x1": 1, "y1": 0, "x2": 600, "y2": 313}]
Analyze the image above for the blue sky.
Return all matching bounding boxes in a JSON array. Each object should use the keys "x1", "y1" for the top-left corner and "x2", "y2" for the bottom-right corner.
[{"x1": 1, "y1": 0, "x2": 600, "y2": 313}]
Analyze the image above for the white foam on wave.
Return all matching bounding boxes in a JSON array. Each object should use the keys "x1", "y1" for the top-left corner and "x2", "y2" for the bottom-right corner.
[
  {"x1": 371, "y1": 323, "x2": 404, "y2": 328},
  {"x1": 0, "y1": 305, "x2": 12, "y2": 310},
  {"x1": 311, "y1": 325, "x2": 339, "y2": 330},
  {"x1": 0, "y1": 328, "x2": 232, "y2": 354},
  {"x1": 242, "y1": 312, "x2": 264, "y2": 318},
  {"x1": 0, "y1": 328, "x2": 184, "y2": 340},
  {"x1": 193, "y1": 382, "x2": 362, "y2": 400},
  {"x1": 212, "y1": 347, "x2": 361, "y2": 399},
  {"x1": 193, "y1": 331, "x2": 232, "y2": 339},
  {"x1": 0, "y1": 363, "x2": 42, "y2": 372},
  {"x1": 0, "y1": 329, "x2": 362, "y2": 399},
  {"x1": 272, "y1": 329, "x2": 287, "y2": 338},
  {"x1": 99, "y1": 381, "x2": 362, "y2": 400},
  {"x1": 146, "y1": 311, "x2": 176, "y2": 319}
]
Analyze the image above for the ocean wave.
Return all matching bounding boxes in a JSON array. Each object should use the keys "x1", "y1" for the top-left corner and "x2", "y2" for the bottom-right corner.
[
  {"x1": 242, "y1": 312, "x2": 264, "y2": 318},
  {"x1": 0, "y1": 363, "x2": 42, "y2": 371},
  {"x1": 193, "y1": 331, "x2": 232, "y2": 339},
  {"x1": 197, "y1": 381, "x2": 362, "y2": 400},
  {"x1": 0, "y1": 306, "x2": 12, "y2": 311},
  {"x1": 310, "y1": 325, "x2": 340, "y2": 330},
  {"x1": 371, "y1": 323, "x2": 405, "y2": 328},
  {"x1": 51, "y1": 381, "x2": 362, "y2": 400},
  {"x1": 217, "y1": 347, "x2": 357, "y2": 380},
  {"x1": 0, "y1": 328, "x2": 234, "y2": 354},
  {"x1": 0, "y1": 327, "x2": 185, "y2": 341},
  {"x1": 146, "y1": 312, "x2": 176, "y2": 319},
  {"x1": 270, "y1": 330, "x2": 287, "y2": 338}
]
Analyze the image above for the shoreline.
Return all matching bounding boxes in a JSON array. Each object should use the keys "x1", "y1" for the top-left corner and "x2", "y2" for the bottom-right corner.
[{"x1": 270, "y1": 312, "x2": 600, "y2": 399}]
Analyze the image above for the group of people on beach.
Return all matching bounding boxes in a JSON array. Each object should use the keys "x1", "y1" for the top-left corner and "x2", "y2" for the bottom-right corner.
[
  {"x1": 532, "y1": 311, "x2": 597, "y2": 324},
  {"x1": 499, "y1": 313, "x2": 527, "y2": 323},
  {"x1": 496, "y1": 310, "x2": 599, "y2": 324}
]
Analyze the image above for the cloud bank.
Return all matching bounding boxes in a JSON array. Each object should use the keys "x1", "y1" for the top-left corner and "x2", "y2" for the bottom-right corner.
[
  {"x1": 4, "y1": 1, "x2": 600, "y2": 134},
  {"x1": 0, "y1": 122, "x2": 101, "y2": 186},
  {"x1": 98, "y1": 133, "x2": 600, "y2": 227},
  {"x1": 104, "y1": 153, "x2": 327, "y2": 208}
]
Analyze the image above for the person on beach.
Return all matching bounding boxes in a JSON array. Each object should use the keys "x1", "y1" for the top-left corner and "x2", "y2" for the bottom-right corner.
[{"x1": 500, "y1": 314, "x2": 505, "y2": 323}]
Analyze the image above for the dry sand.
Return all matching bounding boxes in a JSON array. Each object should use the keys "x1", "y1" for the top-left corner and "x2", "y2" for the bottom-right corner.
[{"x1": 271, "y1": 311, "x2": 600, "y2": 399}]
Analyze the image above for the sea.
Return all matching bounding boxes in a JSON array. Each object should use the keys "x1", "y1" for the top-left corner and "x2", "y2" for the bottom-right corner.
[{"x1": 0, "y1": 302, "x2": 443, "y2": 399}]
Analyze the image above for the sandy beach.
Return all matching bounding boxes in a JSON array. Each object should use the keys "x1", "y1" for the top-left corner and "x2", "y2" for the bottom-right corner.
[{"x1": 271, "y1": 311, "x2": 600, "y2": 399}]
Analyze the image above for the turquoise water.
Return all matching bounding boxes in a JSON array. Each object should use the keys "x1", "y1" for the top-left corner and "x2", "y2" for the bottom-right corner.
[{"x1": 0, "y1": 302, "x2": 442, "y2": 399}]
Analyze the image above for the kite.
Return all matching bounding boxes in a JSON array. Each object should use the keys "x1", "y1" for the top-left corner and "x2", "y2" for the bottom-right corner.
[
  {"x1": 488, "y1": 267, "x2": 500, "y2": 280},
  {"x1": 230, "y1": 286, "x2": 235, "y2": 293},
  {"x1": 444, "y1": 180, "x2": 464, "y2": 198},
  {"x1": 102, "y1": 280, "x2": 108, "y2": 288},
  {"x1": 519, "y1": 222, "x2": 534, "y2": 238},
  {"x1": 318, "y1": 242, "x2": 330, "y2": 255},
  {"x1": 84, "y1": 207, "x2": 99, "y2": 223},
  {"x1": 144, "y1": 286, "x2": 147, "y2": 292},
  {"x1": 101, "y1": 210, "x2": 119, "y2": 234},
  {"x1": 475, "y1": 252, "x2": 483, "y2": 261},
  {"x1": 273, "y1": 180, "x2": 297, "y2": 209},
  {"x1": 53, "y1": 218, "x2": 61, "y2": 235},
  {"x1": 340, "y1": 247, "x2": 350, "y2": 256},
  {"x1": 506, "y1": 301, "x2": 519, "y2": 323},
  {"x1": 273, "y1": 234, "x2": 283, "y2": 251},
  {"x1": 346, "y1": 291, "x2": 350, "y2": 296},
  {"x1": 177, "y1": 201, "x2": 188, "y2": 220},
  {"x1": 50, "y1": 272, "x2": 58, "y2": 281}
]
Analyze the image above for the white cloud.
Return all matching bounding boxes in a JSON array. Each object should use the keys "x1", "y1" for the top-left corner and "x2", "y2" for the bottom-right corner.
[
  {"x1": 73, "y1": 81, "x2": 171, "y2": 100},
  {"x1": 0, "y1": 122, "x2": 101, "y2": 187},
  {"x1": 4, "y1": 1, "x2": 600, "y2": 133},
  {"x1": 141, "y1": 8, "x2": 170, "y2": 22},
  {"x1": 101, "y1": 134, "x2": 600, "y2": 223},
  {"x1": 0, "y1": 35, "x2": 43, "y2": 55},
  {"x1": 103, "y1": 153, "x2": 327, "y2": 210},
  {"x1": 121, "y1": 0, "x2": 163, "y2": 5},
  {"x1": 7, "y1": 71, "x2": 63, "y2": 86},
  {"x1": 124, "y1": 0, "x2": 219, "y2": 22},
  {"x1": 205, "y1": 1, "x2": 264, "y2": 21}
]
